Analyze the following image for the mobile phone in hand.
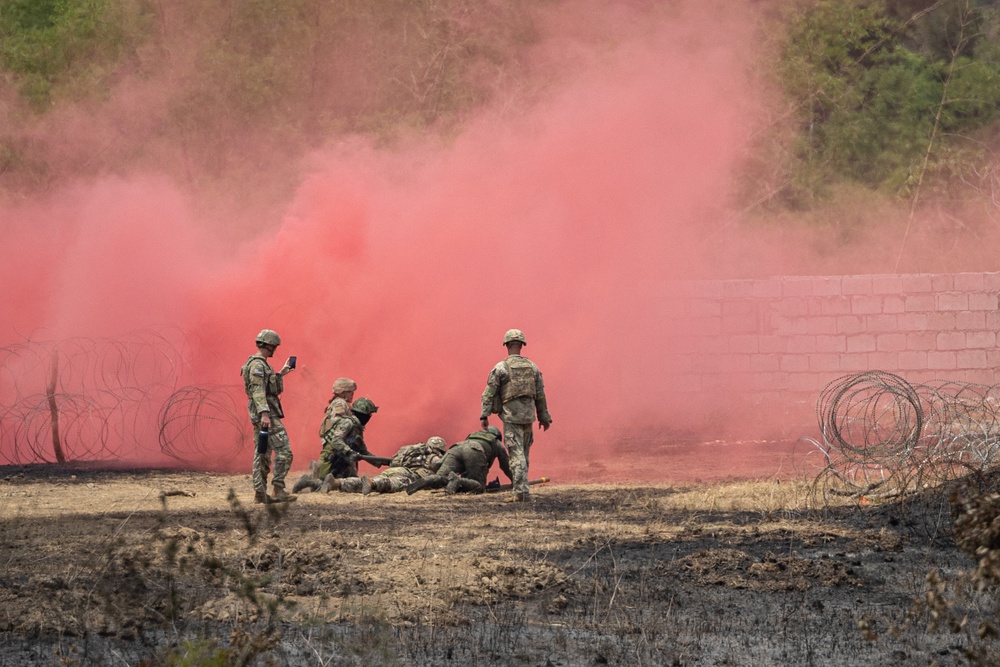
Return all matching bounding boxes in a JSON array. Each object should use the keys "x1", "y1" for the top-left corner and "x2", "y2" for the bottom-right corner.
[{"x1": 288, "y1": 356, "x2": 297, "y2": 369}]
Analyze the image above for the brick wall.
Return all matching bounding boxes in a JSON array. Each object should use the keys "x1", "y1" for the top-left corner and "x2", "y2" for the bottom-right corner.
[{"x1": 669, "y1": 271, "x2": 1000, "y2": 404}]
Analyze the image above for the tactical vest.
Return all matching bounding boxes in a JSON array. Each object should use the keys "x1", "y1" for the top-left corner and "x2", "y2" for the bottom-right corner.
[
  {"x1": 467, "y1": 431, "x2": 496, "y2": 444},
  {"x1": 466, "y1": 432, "x2": 499, "y2": 455},
  {"x1": 319, "y1": 398, "x2": 350, "y2": 437},
  {"x1": 500, "y1": 356, "x2": 537, "y2": 403},
  {"x1": 393, "y1": 443, "x2": 430, "y2": 469},
  {"x1": 241, "y1": 355, "x2": 284, "y2": 418}
]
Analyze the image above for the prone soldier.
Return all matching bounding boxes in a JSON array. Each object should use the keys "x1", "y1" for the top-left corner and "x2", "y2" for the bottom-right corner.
[
  {"x1": 324, "y1": 436, "x2": 447, "y2": 494},
  {"x1": 406, "y1": 427, "x2": 512, "y2": 495}
]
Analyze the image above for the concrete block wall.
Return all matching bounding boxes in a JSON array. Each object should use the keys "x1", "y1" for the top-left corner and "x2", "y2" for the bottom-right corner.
[{"x1": 669, "y1": 271, "x2": 1000, "y2": 404}]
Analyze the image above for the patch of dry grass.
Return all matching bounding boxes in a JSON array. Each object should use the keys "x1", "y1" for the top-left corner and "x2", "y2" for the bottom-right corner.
[{"x1": 0, "y1": 469, "x2": 995, "y2": 665}]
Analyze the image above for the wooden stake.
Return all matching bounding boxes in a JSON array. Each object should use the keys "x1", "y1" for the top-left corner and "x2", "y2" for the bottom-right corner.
[{"x1": 47, "y1": 349, "x2": 65, "y2": 463}]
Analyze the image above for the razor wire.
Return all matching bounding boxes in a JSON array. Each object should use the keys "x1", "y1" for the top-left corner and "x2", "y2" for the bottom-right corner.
[
  {"x1": 805, "y1": 370, "x2": 1000, "y2": 500},
  {"x1": 0, "y1": 331, "x2": 248, "y2": 467}
]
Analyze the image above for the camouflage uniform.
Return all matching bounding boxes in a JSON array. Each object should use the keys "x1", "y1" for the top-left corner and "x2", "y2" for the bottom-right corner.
[
  {"x1": 318, "y1": 412, "x2": 369, "y2": 479},
  {"x1": 241, "y1": 353, "x2": 292, "y2": 495},
  {"x1": 481, "y1": 337, "x2": 551, "y2": 498},
  {"x1": 318, "y1": 377, "x2": 356, "y2": 437},
  {"x1": 318, "y1": 397, "x2": 351, "y2": 438},
  {"x1": 407, "y1": 430, "x2": 512, "y2": 494},
  {"x1": 337, "y1": 438, "x2": 446, "y2": 493}
]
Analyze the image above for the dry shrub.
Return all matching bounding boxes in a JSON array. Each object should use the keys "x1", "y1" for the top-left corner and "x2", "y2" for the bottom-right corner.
[{"x1": 913, "y1": 481, "x2": 1000, "y2": 666}]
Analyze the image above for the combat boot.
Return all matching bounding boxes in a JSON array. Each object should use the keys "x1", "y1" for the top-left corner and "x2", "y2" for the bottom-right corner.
[
  {"x1": 361, "y1": 476, "x2": 372, "y2": 496},
  {"x1": 271, "y1": 484, "x2": 295, "y2": 503},
  {"x1": 456, "y1": 478, "x2": 485, "y2": 494},
  {"x1": 445, "y1": 473, "x2": 460, "y2": 495},
  {"x1": 406, "y1": 475, "x2": 441, "y2": 495},
  {"x1": 317, "y1": 475, "x2": 341, "y2": 493},
  {"x1": 254, "y1": 490, "x2": 270, "y2": 504},
  {"x1": 292, "y1": 474, "x2": 320, "y2": 494},
  {"x1": 503, "y1": 493, "x2": 528, "y2": 503}
]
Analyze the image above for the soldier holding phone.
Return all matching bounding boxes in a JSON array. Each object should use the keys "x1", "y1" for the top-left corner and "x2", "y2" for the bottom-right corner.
[{"x1": 241, "y1": 329, "x2": 296, "y2": 503}]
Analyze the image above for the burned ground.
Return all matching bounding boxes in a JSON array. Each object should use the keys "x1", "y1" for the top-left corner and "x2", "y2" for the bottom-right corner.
[{"x1": 0, "y1": 466, "x2": 993, "y2": 666}]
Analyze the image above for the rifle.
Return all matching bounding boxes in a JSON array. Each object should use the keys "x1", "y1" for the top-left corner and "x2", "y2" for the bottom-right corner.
[
  {"x1": 357, "y1": 454, "x2": 392, "y2": 467},
  {"x1": 484, "y1": 476, "x2": 550, "y2": 492}
]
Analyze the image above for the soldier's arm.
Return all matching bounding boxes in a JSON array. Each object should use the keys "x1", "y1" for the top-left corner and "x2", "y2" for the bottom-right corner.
[
  {"x1": 495, "y1": 443, "x2": 513, "y2": 482},
  {"x1": 355, "y1": 433, "x2": 372, "y2": 456},
  {"x1": 535, "y1": 370, "x2": 552, "y2": 427},
  {"x1": 323, "y1": 420, "x2": 356, "y2": 460},
  {"x1": 247, "y1": 360, "x2": 271, "y2": 418},
  {"x1": 480, "y1": 363, "x2": 506, "y2": 420}
]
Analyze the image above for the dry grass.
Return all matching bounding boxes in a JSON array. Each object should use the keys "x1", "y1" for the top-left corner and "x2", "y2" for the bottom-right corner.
[{"x1": 0, "y1": 467, "x2": 996, "y2": 665}]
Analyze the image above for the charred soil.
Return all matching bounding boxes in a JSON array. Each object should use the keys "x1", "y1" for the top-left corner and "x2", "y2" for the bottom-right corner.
[{"x1": 0, "y1": 466, "x2": 990, "y2": 666}]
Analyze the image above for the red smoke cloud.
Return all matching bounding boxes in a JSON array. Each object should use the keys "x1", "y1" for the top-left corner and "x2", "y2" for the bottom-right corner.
[
  {"x1": 179, "y1": 3, "x2": 759, "y2": 479},
  {"x1": 8, "y1": 2, "x2": 984, "y2": 480}
]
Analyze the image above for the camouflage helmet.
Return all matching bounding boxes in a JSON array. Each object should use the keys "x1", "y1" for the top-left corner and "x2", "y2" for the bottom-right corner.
[
  {"x1": 502, "y1": 329, "x2": 526, "y2": 346},
  {"x1": 255, "y1": 329, "x2": 281, "y2": 347},
  {"x1": 331, "y1": 377, "x2": 357, "y2": 395},
  {"x1": 485, "y1": 426, "x2": 502, "y2": 440},
  {"x1": 426, "y1": 436, "x2": 446, "y2": 453},
  {"x1": 351, "y1": 397, "x2": 379, "y2": 415}
]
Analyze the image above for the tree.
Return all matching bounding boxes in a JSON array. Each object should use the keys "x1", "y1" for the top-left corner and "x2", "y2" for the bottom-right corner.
[{"x1": 779, "y1": 0, "x2": 1000, "y2": 200}]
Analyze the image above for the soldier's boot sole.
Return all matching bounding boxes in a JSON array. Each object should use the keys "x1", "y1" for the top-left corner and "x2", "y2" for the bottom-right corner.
[
  {"x1": 318, "y1": 475, "x2": 341, "y2": 494},
  {"x1": 292, "y1": 474, "x2": 319, "y2": 494},
  {"x1": 317, "y1": 475, "x2": 332, "y2": 494},
  {"x1": 406, "y1": 477, "x2": 434, "y2": 495},
  {"x1": 361, "y1": 476, "x2": 371, "y2": 496}
]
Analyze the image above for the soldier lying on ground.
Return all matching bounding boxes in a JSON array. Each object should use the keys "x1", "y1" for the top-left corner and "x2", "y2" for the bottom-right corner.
[
  {"x1": 321, "y1": 436, "x2": 447, "y2": 494},
  {"x1": 292, "y1": 397, "x2": 378, "y2": 493},
  {"x1": 406, "y1": 426, "x2": 513, "y2": 495}
]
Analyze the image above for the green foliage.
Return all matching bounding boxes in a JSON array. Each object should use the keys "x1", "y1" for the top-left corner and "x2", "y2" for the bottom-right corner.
[
  {"x1": 0, "y1": 0, "x2": 152, "y2": 108},
  {"x1": 152, "y1": 631, "x2": 281, "y2": 667},
  {"x1": 159, "y1": 639, "x2": 231, "y2": 667},
  {"x1": 779, "y1": 0, "x2": 1000, "y2": 201}
]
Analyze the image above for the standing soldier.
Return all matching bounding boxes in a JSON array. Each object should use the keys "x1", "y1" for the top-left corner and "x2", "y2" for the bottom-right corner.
[
  {"x1": 480, "y1": 329, "x2": 552, "y2": 502},
  {"x1": 241, "y1": 329, "x2": 296, "y2": 503}
]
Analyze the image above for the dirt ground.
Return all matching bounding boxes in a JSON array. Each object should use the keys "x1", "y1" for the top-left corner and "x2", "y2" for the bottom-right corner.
[{"x1": 0, "y1": 463, "x2": 991, "y2": 666}]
